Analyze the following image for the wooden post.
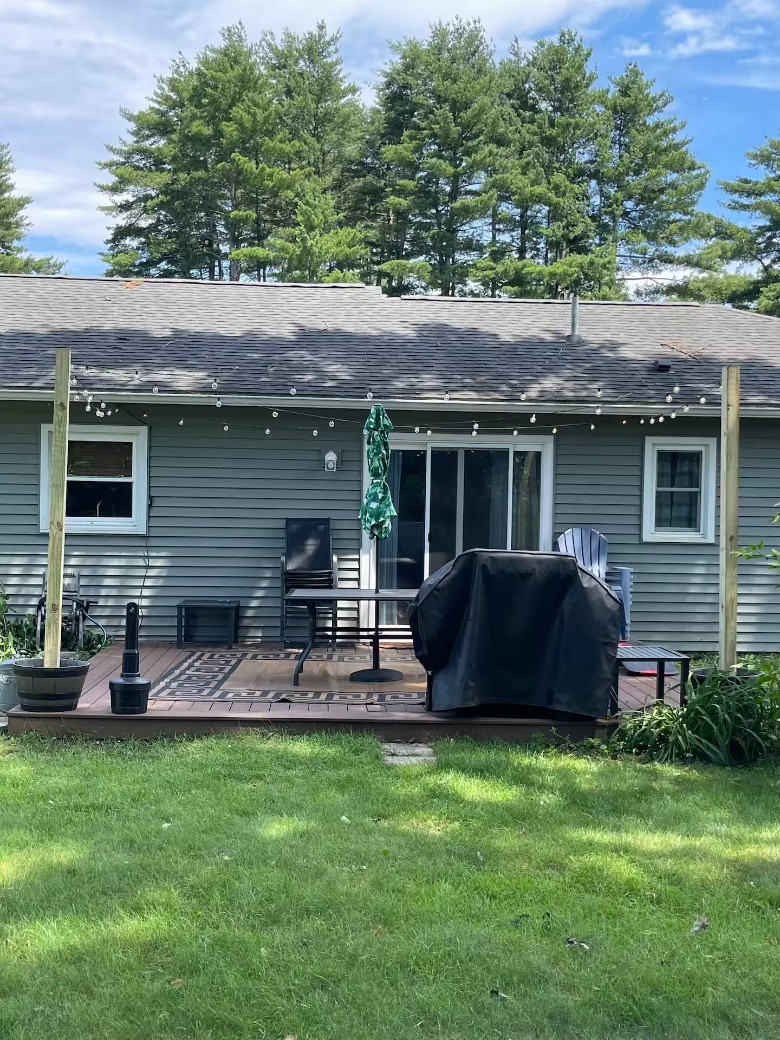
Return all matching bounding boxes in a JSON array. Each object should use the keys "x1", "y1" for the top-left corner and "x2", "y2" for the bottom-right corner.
[
  {"x1": 719, "y1": 365, "x2": 740, "y2": 671},
  {"x1": 43, "y1": 347, "x2": 71, "y2": 668}
]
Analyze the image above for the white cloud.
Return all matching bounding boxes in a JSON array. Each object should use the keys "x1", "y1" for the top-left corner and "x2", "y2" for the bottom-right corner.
[
  {"x1": 621, "y1": 38, "x2": 654, "y2": 56},
  {"x1": 661, "y1": 0, "x2": 778, "y2": 59}
]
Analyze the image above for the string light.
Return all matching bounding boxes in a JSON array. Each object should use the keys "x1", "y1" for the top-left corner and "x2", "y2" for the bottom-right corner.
[
  {"x1": 215, "y1": 398, "x2": 222, "y2": 408},
  {"x1": 290, "y1": 388, "x2": 297, "y2": 396},
  {"x1": 671, "y1": 411, "x2": 677, "y2": 419},
  {"x1": 444, "y1": 391, "x2": 450, "y2": 402},
  {"x1": 530, "y1": 414, "x2": 537, "y2": 424},
  {"x1": 471, "y1": 429, "x2": 477, "y2": 437},
  {"x1": 312, "y1": 429, "x2": 318, "y2": 437},
  {"x1": 552, "y1": 426, "x2": 557, "y2": 434},
  {"x1": 473, "y1": 422, "x2": 479, "y2": 430},
  {"x1": 85, "y1": 404, "x2": 91, "y2": 412},
  {"x1": 649, "y1": 417, "x2": 655, "y2": 424},
  {"x1": 272, "y1": 410, "x2": 279, "y2": 418},
  {"x1": 223, "y1": 424, "x2": 229, "y2": 432},
  {"x1": 211, "y1": 380, "x2": 219, "y2": 390},
  {"x1": 513, "y1": 429, "x2": 518, "y2": 436},
  {"x1": 329, "y1": 419, "x2": 335, "y2": 428},
  {"x1": 673, "y1": 384, "x2": 680, "y2": 393},
  {"x1": 179, "y1": 419, "x2": 184, "y2": 426},
  {"x1": 590, "y1": 423, "x2": 595, "y2": 431},
  {"x1": 426, "y1": 429, "x2": 432, "y2": 437},
  {"x1": 621, "y1": 419, "x2": 627, "y2": 424},
  {"x1": 596, "y1": 388, "x2": 603, "y2": 398},
  {"x1": 265, "y1": 428, "x2": 271, "y2": 435},
  {"x1": 665, "y1": 394, "x2": 673, "y2": 403},
  {"x1": 100, "y1": 402, "x2": 106, "y2": 410},
  {"x1": 414, "y1": 426, "x2": 420, "y2": 433},
  {"x1": 595, "y1": 406, "x2": 602, "y2": 415},
  {"x1": 683, "y1": 404, "x2": 690, "y2": 412},
  {"x1": 699, "y1": 396, "x2": 707, "y2": 404},
  {"x1": 133, "y1": 370, "x2": 140, "y2": 382},
  {"x1": 658, "y1": 416, "x2": 664, "y2": 423},
  {"x1": 520, "y1": 392, "x2": 527, "y2": 401},
  {"x1": 152, "y1": 385, "x2": 159, "y2": 394},
  {"x1": 366, "y1": 391, "x2": 373, "y2": 400},
  {"x1": 640, "y1": 418, "x2": 645, "y2": 424},
  {"x1": 106, "y1": 409, "x2": 112, "y2": 417},
  {"x1": 69, "y1": 375, "x2": 77, "y2": 386}
]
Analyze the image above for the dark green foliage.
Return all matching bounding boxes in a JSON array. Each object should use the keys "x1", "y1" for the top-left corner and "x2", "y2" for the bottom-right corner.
[
  {"x1": 98, "y1": 20, "x2": 707, "y2": 294},
  {"x1": 663, "y1": 137, "x2": 780, "y2": 313},
  {"x1": 611, "y1": 667, "x2": 780, "y2": 765},
  {"x1": 0, "y1": 143, "x2": 63, "y2": 275}
]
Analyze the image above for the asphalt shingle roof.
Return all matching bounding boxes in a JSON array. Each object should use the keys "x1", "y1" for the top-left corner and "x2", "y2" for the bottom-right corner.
[{"x1": 1, "y1": 274, "x2": 780, "y2": 409}]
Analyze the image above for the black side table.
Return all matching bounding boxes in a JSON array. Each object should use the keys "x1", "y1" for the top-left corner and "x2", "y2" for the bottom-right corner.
[{"x1": 176, "y1": 598, "x2": 240, "y2": 649}]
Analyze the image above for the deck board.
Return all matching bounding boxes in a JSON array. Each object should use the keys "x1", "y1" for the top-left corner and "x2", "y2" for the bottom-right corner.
[{"x1": 6, "y1": 640, "x2": 681, "y2": 742}]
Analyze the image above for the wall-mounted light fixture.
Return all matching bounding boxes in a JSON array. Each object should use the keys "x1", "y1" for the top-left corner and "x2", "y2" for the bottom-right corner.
[{"x1": 324, "y1": 450, "x2": 338, "y2": 472}]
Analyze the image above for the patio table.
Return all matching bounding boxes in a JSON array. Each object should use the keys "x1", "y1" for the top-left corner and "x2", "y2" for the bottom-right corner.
[{"x1": 285, "y1": 588, "x2": 418, "y2": 686}]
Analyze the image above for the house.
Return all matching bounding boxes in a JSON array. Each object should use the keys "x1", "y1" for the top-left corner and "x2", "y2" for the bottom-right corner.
[{"x1": 1, "y1": 272, "x2": 779, "y2": 652}]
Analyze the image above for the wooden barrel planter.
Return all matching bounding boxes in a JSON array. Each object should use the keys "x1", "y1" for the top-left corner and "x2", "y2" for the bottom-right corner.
[{"x1": 12, "y1": 659, "x2": 90, "y2": 712}]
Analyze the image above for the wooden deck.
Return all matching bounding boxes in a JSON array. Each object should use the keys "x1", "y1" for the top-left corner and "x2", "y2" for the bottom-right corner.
[{"x1": 5, "y1": 641, "x2": 679, "y2": 742}]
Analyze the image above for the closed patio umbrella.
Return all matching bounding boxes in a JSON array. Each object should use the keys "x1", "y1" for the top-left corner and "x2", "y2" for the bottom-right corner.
[{"x1": 352, "y1": 403, "x2": 401, "y2": 682}]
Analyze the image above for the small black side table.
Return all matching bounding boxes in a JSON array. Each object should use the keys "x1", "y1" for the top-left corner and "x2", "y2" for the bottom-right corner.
[{"x1": 177, "y1": 598, "x2": 240, "y2": 649}]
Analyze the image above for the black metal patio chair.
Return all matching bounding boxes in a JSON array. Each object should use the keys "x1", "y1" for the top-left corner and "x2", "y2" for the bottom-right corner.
[{"x1": 280, "y1": 518, "x2": 338, "y2": 648}]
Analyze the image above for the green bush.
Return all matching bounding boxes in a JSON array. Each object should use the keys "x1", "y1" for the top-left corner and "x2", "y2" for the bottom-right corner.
[
  {"x1": 611, "y1": 666, "x2": 780, "y2": 765},
  {"x1": 0, "y1": 584, "x2": 108, "y2": 661}
]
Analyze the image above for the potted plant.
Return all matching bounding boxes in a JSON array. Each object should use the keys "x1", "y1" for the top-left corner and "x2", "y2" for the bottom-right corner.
[{"x1": 13, "y1": 657, "x2": 90, "y2": 712}]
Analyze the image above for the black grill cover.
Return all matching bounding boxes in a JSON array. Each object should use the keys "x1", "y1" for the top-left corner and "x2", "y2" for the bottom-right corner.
[{"x1": 409, "y1": 550, "x2": 621, "y2": 717}]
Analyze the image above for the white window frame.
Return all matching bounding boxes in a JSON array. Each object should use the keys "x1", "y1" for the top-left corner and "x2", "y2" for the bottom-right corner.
[
  {"x1": 360, "y1": 432, "x2": 555, "y2": 597},
  {"x1": 39, "y1": 424, "x2": 149, "y2": 535},
  {"x1": 642, "y1": 436, "x2": 716, "y2": 544}
]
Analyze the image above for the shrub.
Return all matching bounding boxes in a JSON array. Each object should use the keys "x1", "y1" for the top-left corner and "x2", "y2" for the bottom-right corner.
[{"x1": 611, "y1": 667, "x2": 780, "y2": 765}]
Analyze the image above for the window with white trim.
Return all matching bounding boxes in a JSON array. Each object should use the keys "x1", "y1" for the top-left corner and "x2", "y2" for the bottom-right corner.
[
  {"x1": 40, "y1": 425, "x2": 149, "y2": 534},
  {"x1": 642, "y1": 437, "x2": 716, "y2": 543}
]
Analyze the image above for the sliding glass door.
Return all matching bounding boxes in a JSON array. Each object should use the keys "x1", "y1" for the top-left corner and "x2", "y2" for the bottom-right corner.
[{"x1": 374, "y1": 436, "x2": 553, "y2": 621}]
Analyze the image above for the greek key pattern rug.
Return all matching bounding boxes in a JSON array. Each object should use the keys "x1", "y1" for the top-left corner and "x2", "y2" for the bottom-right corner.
[{"x1": 154, "y1": 649, "x2": 427, "y2": 704}]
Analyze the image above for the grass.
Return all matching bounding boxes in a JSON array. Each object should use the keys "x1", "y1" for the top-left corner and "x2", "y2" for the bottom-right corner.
[{"x1": 0, "y1": 734, "x2": 779, "y2": 1040}]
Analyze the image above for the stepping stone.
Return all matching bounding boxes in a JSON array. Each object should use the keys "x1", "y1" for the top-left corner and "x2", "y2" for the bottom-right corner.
[{"x1": 381, "y1": 741, "x2": 436, "y2": 766}]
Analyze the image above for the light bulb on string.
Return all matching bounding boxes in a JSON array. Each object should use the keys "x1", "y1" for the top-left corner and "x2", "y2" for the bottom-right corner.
[
  {"x1": 649, "y1": 417, "x2": 655, "y2": 424},
  {"x1": 530, "y1": 414, "x2": 537, "y2": 424},
  {"x1": 106, "y1": 410, "x2": 112, "y2": 417},
  {"x1": 272, "y1": 410, "x2": 278, "y2": 418},
  {"x1": 215, "y1": 398, "x2": 222, "y2": 408},
  {"x1": 86, "y1": 404, "x2": 92, "y2": 412},
  {"x1": 699, "y1": 396, "x2": 707, "y2": 404},
  {"x1": 666, "y1": 394, "x2": 673, "y2": 403},
  {"x1": 312, "y1": 430, "x2": 318, "y2": 437},
  {"x1": 683, "y1": 404, "x2": 690, "y2": 412},
  {"x1": 290, "y1": 387, "x2": 297, "y2": 396},
  {"x1": 414, "y1": 426, "x2": 420, "y2": 434},
  {"x1": 473, "y1": 422, "x2": 479, "y2": 430},
  {"x1": 211, "y1": 380, "x2": 219, "y2": 390},
  {"x1": 552, "y1": 426, "x2": 558, "y2": 435},
  {"x1": 265, "y1": 428, "x2": 271, "y2": 435},
  {"x1": 671, "y1": 411, "x2": 677, "y2": 419},
  {"x1": 223, "y1": 425, "x2": 229, "y2": 432},
  {"x1": 673, "y1": 385, "x2": 680, "y2": 393},
  {"x1": 152, "y1": 385, "x2": 159, "y2": 394},
  {"x1": 471, "y1": 429, "x2": 477, "y2": 437},
  {"x1": 596, "y1": 388, "x2": 603, "y2": 398},
  {"x1": 444, "y1": 391, "x2": 450, "y2": 402},
  {"x1": 621, "y1": 419, "x2": 627, "y2": 425},
  {"x1": 658, "y1": 416, "x2": 664, "y2": 423},
  {"x1": 595, "y1": 406, "x2": 602, "y2": 415},
  {"x1": 100, "y1": 402, "x2": 106, "y2": 410},
  {"x1": 426, "y1": 429, "x2": 432, "y2": 437},
  {"x1": 114, "y1": 407, "x2": 119, "y2": 413},
  {"x1": 133, "y1": 370, "x2": 140, "y2": 382},
  {"x1": 640, "y1": 418, "x2": 645, "y2": 424},
  {"x1": 520, "y1": 392, "x2": 527, "y2": 401},
  {"x1": 590, "y1": 423, "x2": 595, "y2": 431},
  {"x1": 366, "y1": 391, "x2": 373, "y2": 400},
  {"x1": 513, "y1": 429, "x2": 518, "y2": 436},
  {"x1": 69, "y1": 375, "x2": 77, "y2": 386},
  {"x1": 329, "y1": 420, "x2": 335, "y2": 428},
  {"x1": 96, "y1": 410, "x2": 104, "y2": 418},
  {"x1": 179, "y1": 419, "x2": 184, "y2": 426}
]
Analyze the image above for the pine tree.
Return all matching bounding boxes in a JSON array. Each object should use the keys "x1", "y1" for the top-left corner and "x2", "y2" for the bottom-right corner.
[
  {"x1": 596, "y1": 63, "x2": 707, "y2": 290},
  {"x1": 267, "y1": 182, "x2": 366, "y2": 281},
  {"x1": 0, "y1": 143, "x2": 63, "y2": 275},
  {"x1": 372, "y1": 20, "x2": 500, "y2": 295},
  {"x1": 664, "y1": 137, "x2": 780, "y2": 313}
]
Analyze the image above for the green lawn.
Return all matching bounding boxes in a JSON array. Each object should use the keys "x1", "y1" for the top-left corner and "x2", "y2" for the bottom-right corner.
[{"x1": 1, "y1": 734, "x2": 779, "y2": 1040}]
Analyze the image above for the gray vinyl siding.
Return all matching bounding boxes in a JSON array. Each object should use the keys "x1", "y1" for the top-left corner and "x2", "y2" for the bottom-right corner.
[
  {"x1": 2, "y1": 402, "x2": 780, "y2": 652},
  {"x1": 554, "y1": 418, "x2": 780, "y2": 652},
  {"x1": 0, "y1": 403, "x2": 363, "y2": 641}
]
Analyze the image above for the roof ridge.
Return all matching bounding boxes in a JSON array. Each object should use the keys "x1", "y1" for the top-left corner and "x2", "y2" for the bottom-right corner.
[
  {"x1": 402, "y1": 295, "x2": 701, "y2": 307},
  {"x1": 0, "y1": 273, "x2": 377, "y2": 290}
]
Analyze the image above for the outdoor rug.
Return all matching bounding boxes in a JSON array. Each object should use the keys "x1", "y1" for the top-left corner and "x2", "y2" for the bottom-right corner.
[{"x1": 153, "y1": 649, "x2": 427, "y2": 703}]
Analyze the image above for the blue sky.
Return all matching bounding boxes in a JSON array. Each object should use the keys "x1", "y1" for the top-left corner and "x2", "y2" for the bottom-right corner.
[{"x1": 2, "y1": 0, "x2": 780, "y2": 277}]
